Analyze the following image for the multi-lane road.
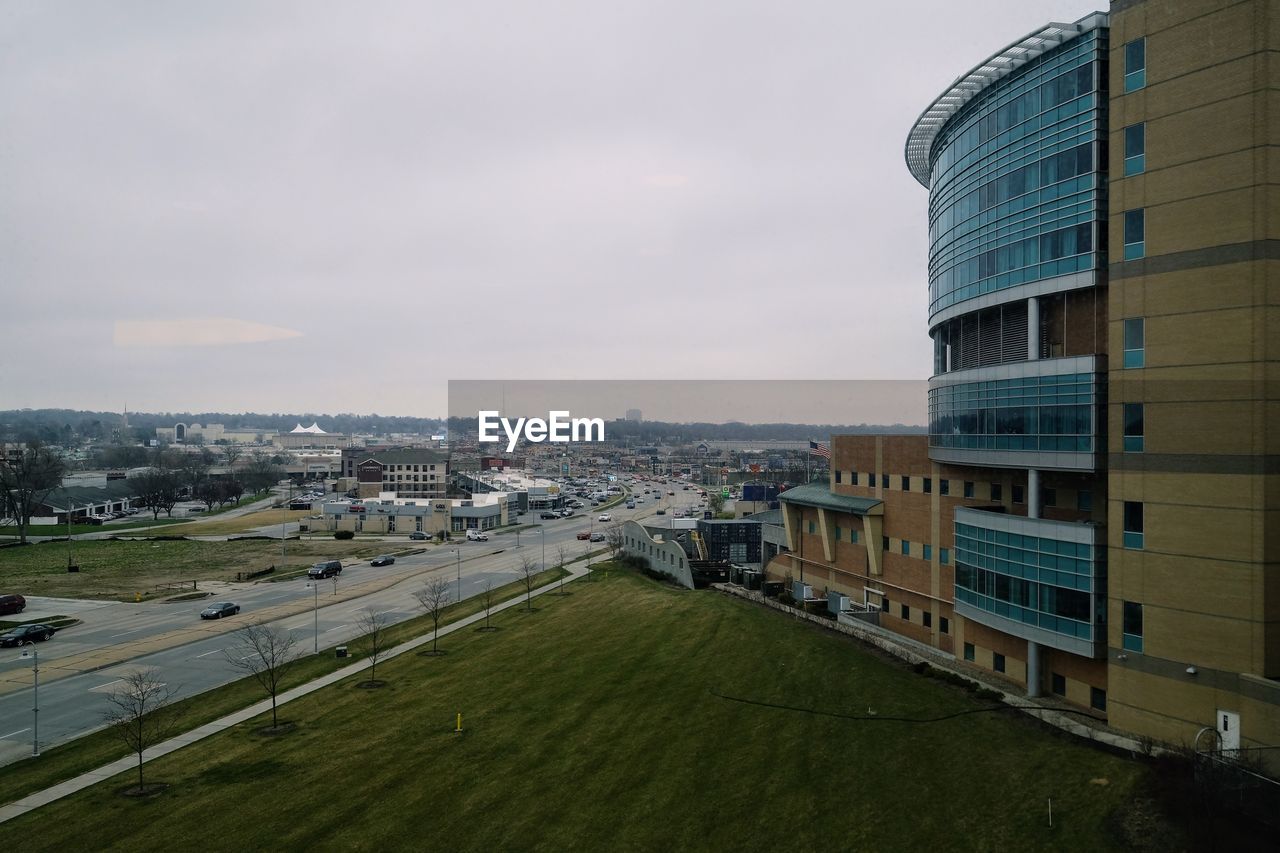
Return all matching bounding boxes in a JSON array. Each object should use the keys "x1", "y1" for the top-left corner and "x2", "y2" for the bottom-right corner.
[{"x1": 0, "y1": 483, "x2": 709, "y2": 766}]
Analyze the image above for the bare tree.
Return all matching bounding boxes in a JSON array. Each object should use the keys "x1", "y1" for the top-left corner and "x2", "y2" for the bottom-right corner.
[
  {"x1": 556, "y1": 544, "x2": 570, "y2": 594},
  {"x1": 103, "y1": 668, "x2": 180, "y2": 793},
  {"x1": 129, "y1": 468, "x2": 181, "y2": 520},
  {"x1": 517, "y1": 553, "x2": 539, "y2": 611},
  {"x1": 357, "y1": 608, "x2": 392, "y2": 685},
  {"x1": 413, "y1": 576, "x2": 451, "y2": 655},
  {"x1": 221, "y1": 445, "x2": 243, "y2": 469},
  {"x1": 0, "y1": 442, "x2": 67, "y2": 543},
  {"x1": 605, "y1": 522, "x2": 626, "y2": 561},
  {"x1": 478, "y1": 579, "x2": 497, "y2": 631},
  {"x1": 225, "y1": 623, "x2": 300, "y2": 729}
]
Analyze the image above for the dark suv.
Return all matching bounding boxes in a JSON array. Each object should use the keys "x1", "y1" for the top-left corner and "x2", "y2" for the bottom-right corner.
[{"x1": 308, "y1": 560, "x2": 343, "y2": 579}]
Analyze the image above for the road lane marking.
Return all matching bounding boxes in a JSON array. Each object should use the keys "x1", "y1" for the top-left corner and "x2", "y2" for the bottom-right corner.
[
  {"x1": 109, "y1": 628, "x2": 147, "y2": 638},
  {"x1": 0, "y1": 728, "x2": 30, "y2": 740},
  {"x1": 194, "y1": 648, "x2": 223, "y2": 659},
  {"x1": 88, "y1": 679, "x2": 124, "y2": 693},
  {"x1": 323, "y1": 624, "x2": 349, "y2": 633}
]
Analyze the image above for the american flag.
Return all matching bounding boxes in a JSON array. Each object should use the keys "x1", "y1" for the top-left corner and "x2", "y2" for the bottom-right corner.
[{"x1": 809, "y1": 440, "x2": 831, "y2": 459}]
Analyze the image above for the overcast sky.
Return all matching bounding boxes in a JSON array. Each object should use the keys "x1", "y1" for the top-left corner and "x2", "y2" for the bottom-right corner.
[{"x1": 1, "y1": 0, "x2": 1096, "y2": 417}]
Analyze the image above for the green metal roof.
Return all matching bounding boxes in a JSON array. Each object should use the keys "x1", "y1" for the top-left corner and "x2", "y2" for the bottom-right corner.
[
  {"x1": 41, "y1": 482, "x2": 141, "y2": 510},
  {"x1": 778, "y1": 483, "x2": 881, "y2": 516}
]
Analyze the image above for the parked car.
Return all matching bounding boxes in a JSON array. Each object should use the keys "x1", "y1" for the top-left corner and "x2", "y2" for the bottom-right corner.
[
  {"x1": 0, "y1": 624, "x2": 54, "y2": 646},
  {"x1": 590, "y1": 533, "x2": 606, "y2": 542},
  {"x1": 577, "y1": 531, "x2": 591, "y2": 540},
  {"x1": 200, "y1": 602, "x2": 240, "y2": 620},
  {"x1": 540, "y1": 512, "x2": 559, "y2": 520},
  {"x1": 598, "y1": 513, "x2": 612, "y2": 522},
  {"x1": 0, "y1": 594, "x2": 26, "y2": 616},
  {"x1": 409, "y1": 532, "x2": 429, "y2": 540},
  {"x1": 656, "y1": 509, "x2": 666, "y2": 515},
  {"x1": 370, "y1": 555, "x2": 395, "y2": 567},
  {"x1": 308, "y1": 561, "x2": 343, "y2": 579},
  {"x1": 466, "y1": 529, "x2": 489, "y2": 542}
]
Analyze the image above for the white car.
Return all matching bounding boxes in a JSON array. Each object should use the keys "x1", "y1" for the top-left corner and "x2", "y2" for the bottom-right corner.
[{"x1": 598, "y1": 513, "x2": 612, "y2": 522}]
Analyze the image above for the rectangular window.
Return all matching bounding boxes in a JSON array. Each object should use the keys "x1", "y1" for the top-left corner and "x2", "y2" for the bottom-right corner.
[
  {"x1": 901, "y1": 539, "x2": 910, "y2": 556},
  {"x1": 1124, "y1": 122, "x2": 1146, "y2": 176},
  {"x1": 901, "y1": 475, "x2": 910, "y2": 492},
  {"x1": 923, "y1": 544, "x2": 932, "y2": 561},
  {"x1": 866, "y1": 472, "x2": 875, "y2": 487},
  {"x1": 940, "y1": 548, "x2": 950, "y2": 565},
  {"x1": 880, "y1": 597, "x2": 889, "y2": 613},
  {"x1": 1122, "y1": 600, "x2": 1144, "y2": 653},
  {"x1": 1012, "y1": 485, "x2": 1025, "y2": 504},
  {"x1": 923, "y1": 477, "x2": 932, "y2": 494},
  {"x1": 835, "y1": 470, "x2": 842, "y2": 484},
  {"x1": 1124, "y1": 208, "x2": 1145, "y2": 260},
  {"x1": 850, "y1": 470, "x2": 857, "y2": 485},
  {"x1": 1077, "y1": 489, "x2": 1094, "y2": 512},
  {"x1": 1124, "y1": 318, "x2": 1145, "y2": 368},
  {"x1": 900, "y1": 603, "x2": 910, "y2": 620},
  {"x1": 808, "y1": 520, "x2": 816, "y2": 535},
  {"x1": 834, "y1": 525, "x2": 842, "y2": 541},
  {"x1": 1091, "y1": 687, "x2": 1107, "y2": 712},
  {"x1": 940, "y1": 479, "x2": 950, "y2": 496},
  {"x1": 1051, "y1": 672, "x2": 1066, "y2": 696},
  {"x1": 881, "y1": 474, "x2": 889, "y2": 489},
  {"x1": 923, "y1": 611, "x2": 932, "y2": 629},
  {"x1": 1042, "y1": 488, "x2": 1057, "y2": 508},
  {"x1": 963, "y1": 642, "x2": 975, "y2": 662},
  {"x1": 883, "y1": 536, "x2": 890, "y2": 552},
  {"x1": 940, "y1": 616, "x2": 950, "y2": 635},
  {"x1": 990, "y1": 483, "x2": 1002, "y2": 502},
  {"x1": 1124, "y1": 37, "x2": 1146, "y2": 92},
  {"x1": 993, "y1": 653, "x2": 1005, "y2": 674},
  {"x1": 1123, "y1": 501, "x2": 1144, "y2": 549},
  {"x1": 1124, "y1": 402, "x2": 1145, "y2": 452},
  {"x1": 850, "y1": 529, "x2": 859, "y2": 544},
  {"x1": 963, "y1": 481, "x2": 974, "y2": 498}
]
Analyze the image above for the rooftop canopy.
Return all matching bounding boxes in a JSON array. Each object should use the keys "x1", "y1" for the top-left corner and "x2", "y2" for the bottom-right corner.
[{"x1": 778, "y1": 482, "x2": 882, "y2": 516}]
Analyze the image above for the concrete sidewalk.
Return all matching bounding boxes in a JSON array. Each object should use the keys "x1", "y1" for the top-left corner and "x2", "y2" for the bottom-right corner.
[{"x1": 0, "y1": 561, "x2": 590, "y2": 825}]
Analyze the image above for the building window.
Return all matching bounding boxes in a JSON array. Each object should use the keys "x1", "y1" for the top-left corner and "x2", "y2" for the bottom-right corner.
[
  {"x1": 900, "y1": 603, "x2": 909, "y2": 620},
  {"x1": 990, "y1": 483, "x2": 1002, "y2": 502},
  {"x1": 835, "y1": 471, "x2": 842, "y2": 484},
  {"x1": 1124, "y1": 402, "x2": 1145, "y2": 452},
  {"x1": 1124, "y1": 37, "x2": 1146, "y2": 92},
  {"x1": 882, "y1": 536, "x2": 889, "y2": 552},
  {"x1": 851, "y1": 470, "x2": 858, "y2": 485},
  {"x1": 1123, "y1": 317, "x2": 1146, "y2": 368},
  {"x1": 923, "y1": 543, "x2": 932, "y2": 561},
  {"x1": 940, "y1": 479, "x2": 950, "y2": 496},
  {"x1": 1042, "y1": 488, "x2": 1057, "y2": 508},
  {"x1": 963, "y1": 642, "x2": 975, "y2": 661},
  {"x1": 993, "y1": 653, "x2": 1005, "y2": 673},
  {"x1": 1078, "y1": 489, "x2": 1094, "y2": 512},
  {"x1": 866, "y1": 472, "x2": 874, "y2": 487},
  {"x1": 881, "y1": 474, "x2": 889, "y2": 489},
  {"x1": 1124, "y1": 122, "x2": 1146, "y2": 176},
  {"x1": 963, "y1": 481, "x2": 974, "y2": 498},
  {"x1": 1123, "y1": 501, "x2": 1144, "y2": 549},
  {"x1": 940, "y1": 548, "x2": 950, "y2": 565},
  {"x1": 850, "y1": 529, "x2": 859, "y2": 544},
  {"x1": 1122, "y1": 600, "x2": 1144, "y2": 653},
  {"x1": 880, "y1": 597, "x2": 889, "y2": 613},
  {"x1": 923, "y1": 611, "x2": 932, "y2": 629},
  {"x1": 1091, "y1": 687, "x2": 1107, "y2": 712},
  {"x1": 923, "y1": 477, "x2": 932, "y2": 494},
  {"x1": 901, "y1": 475, "x2": 910, "y2": 491},
  {"x1": 1051, "y1": 673, "x2": 1066, "y2": 696},
  {"x1": 808, "y1": 520, "x2": 816, "y2": 535},
  {"x1": 1012, "y1": 485, "x2": 1025, "y2": 504},
  {"x1": 901, "y1": 539, "x2": 910, "y2": 556},
  {"x1": 940, "y1": 616, "x2": 950, "y2": 635},
  {"x1": 834, "y1": 525, "x2": 842, "y2": 541},
  {"x1": 1124, "y1": 209, "x2": 1145, "y2": 260}
]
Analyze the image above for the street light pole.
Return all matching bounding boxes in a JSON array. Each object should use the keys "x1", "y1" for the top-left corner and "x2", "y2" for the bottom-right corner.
[
  {"x1": 307, "y1": 581, "x2": 319, "y2": 653},
  {"x1": 541, "y1": 526, "x2": 545, "y2": 573},
  {"x1": 20, "y1": 643, "x2": 39, "y2": 757},
  {"x1": 455, "y1": 549, "x2": 461, "y2": 604}
]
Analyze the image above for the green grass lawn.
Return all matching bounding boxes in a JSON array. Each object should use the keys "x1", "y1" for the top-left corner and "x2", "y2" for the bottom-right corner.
[
  {"x1": 0, "y1": 539, "x2": 391, "y2": 600},
  {"x1": 0, "y1": 518, "x2": 184, "y2": 538},
  {"x1": 0, "y1": 567, "x2": 1152, "y2": 851}
]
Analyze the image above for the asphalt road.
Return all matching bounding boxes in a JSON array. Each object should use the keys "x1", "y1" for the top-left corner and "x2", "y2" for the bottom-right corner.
[{"x1": 0, "y1": 482, "x2": 710, "y2": 766}]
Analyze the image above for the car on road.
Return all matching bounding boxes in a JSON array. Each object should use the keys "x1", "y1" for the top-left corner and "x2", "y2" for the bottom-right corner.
[
  {"x1": 308, "y1": 561, "x2": 343, "y2": 579},
  {"x1": 590, "y1": 532, "x2": 606, "y2": 542},
  {"x1": 0, "y1": 624, "x2": 54, "y2": 646},
  {"x1": 370, "y1": 555, "x2": 395, "y2": 567},
  {"x1": 656, "y1": 508, "x2": 666, "y2": 515},
  {"x1": 0, "y1": 594, "x2": 26, "y2": 615},
  {"x1": 598, "y1": 513, "x2": 612, "y2": 522},
  {"x1": 466, "y1": 529, "x2": 489, "y2": 542},
  {"x1": 409, "y1": 532, "x2": 429, "y2": 540},
  {"x1": 200, "y1": 602, "x2": 240, "y2": 620},
  {"x1": 540, "y1": 512, "x2": 559, "y2": 520},
  {"x1": 625, "y1": 502, "x2": 636, "y2": 509},
  {"x1": 577, "y1": 531, "x2": 591, "y2": 540}
]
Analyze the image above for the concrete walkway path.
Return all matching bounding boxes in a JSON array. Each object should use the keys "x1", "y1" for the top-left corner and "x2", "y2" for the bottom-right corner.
[{"x1": 0, "y1": 561, "x2": 589, "y2": 825}]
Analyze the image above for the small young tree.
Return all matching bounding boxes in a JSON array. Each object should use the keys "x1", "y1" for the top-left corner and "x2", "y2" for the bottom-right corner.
[
  {"x1": 413, "y1": 576, "x2": 451, "y2": 655},
  {"x1": 517, "y1": 553, "x2": 539, "y2": 611},
  {"x1": 225, "y1": 622, "x2": 300, "y2": 730},
  {"x1": 555, "y1": 544, "x2": 569, "y2": 594},
  {"x1": 357, "y1": 608, "x2": 391, "y2": 686},
  {"x1": 605, "y1": 522, "x2": 626, "y2": 561},
  {"x1": 478, "y1": 579, "x2": 497, "y2": 631},
  {"x1": 103, "y1": 668, "x2": 180, "y2": 794}
]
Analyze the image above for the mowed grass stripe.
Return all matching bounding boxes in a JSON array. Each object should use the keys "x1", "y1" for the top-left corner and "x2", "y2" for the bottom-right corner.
[{"x1": 0, "y1": 570, "x2": 1144, "y2": 852}]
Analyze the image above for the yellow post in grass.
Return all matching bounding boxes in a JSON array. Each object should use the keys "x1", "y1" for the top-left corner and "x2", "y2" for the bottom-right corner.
[
  {"x1": 135, "y1": 592, "x2": 141, "y2": 602},
  {"x1": 455, "y1": 712, "x2": 462, "y2": 734}
]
